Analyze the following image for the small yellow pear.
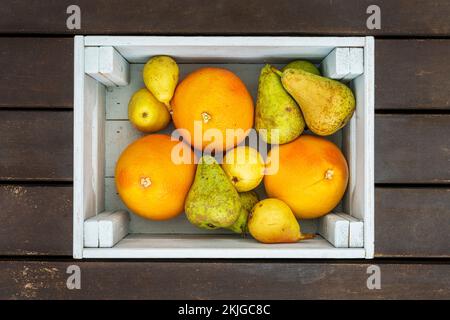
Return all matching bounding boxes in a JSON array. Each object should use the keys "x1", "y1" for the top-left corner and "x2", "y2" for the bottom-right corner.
[
  {"x1": 222, "y1": 146, "x2": 265, "y2": 192},
  {"x1": 128, "y1": 88, "x2": 170, "y2": 133},
  {"x1": 248, "y1": 198, "x2": 314, "y2": 244},
  {"x1": 143, "y1": 55, "x2": 179, "y2": 111}
]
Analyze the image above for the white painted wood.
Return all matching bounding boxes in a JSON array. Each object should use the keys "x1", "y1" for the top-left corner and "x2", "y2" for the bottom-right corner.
[
  {"x1": 99, "y1": 46, "x2": 130, "y2": 86},
  {"x1": 363, "y1": 37, "x2": 375, "y2": 258},
  {"x1": 318, "y1": 214, "x2": 350, "y2": 248},
  {"x1": 320, "y1": 48, "x2": 350, "y2": 80},
  {"x1": 84, "y1": 211, "x2": 112, "y2": 248},
  {"x1": 336, "y1": 213, "x2": 364, "y2": 248},
  {"x1": 84, "y1": 36, "x2": 365, "y2": 63},
  {"x1": 74, "y1": 38, "x2": 108, "y2": 258},
  {"x1": 74, "y1": 36, "x2": 375, "y2": 259},
  {"x1": 73, "y1": 35, "x2": 85, "y2": 259},
  {"x1": 92, "y1": 81, "x2": 106, "y2": 215},
  {"x1": 83, "y1": 234, "x2": 365, "y2": 259},
  {"x1": 84, "y1": 47, "x2": 115, "y2": 86},
  {"x1": 342, "y1": 48, "x2": 364, "y2": 82},
  {"x1": 98, "y1": 210, "x2": 130, "y2": 247},
  {"x1": 342, "y1": 101, "x2": 357, "y2": 217}
]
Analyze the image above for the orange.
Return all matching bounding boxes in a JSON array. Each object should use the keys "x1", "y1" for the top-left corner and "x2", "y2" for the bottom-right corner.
[
  {"x1": 172, "y1": 67, "x2": 254, "y2": 151},
  {"x1": 115, "y1": 134, "x2": 196, "y2": 220},
  {"x1": 264, "y1": 135, "x2": 348, "y2": 219}
]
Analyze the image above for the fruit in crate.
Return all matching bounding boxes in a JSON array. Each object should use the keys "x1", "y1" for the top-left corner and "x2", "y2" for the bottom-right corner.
[
  {"x1": 172, "y1": 67, "x2": 254, "y2": 152},
  {"x1": 279, "y1": 68, "x2": 355, "y2": 136},
  {"x1": 222, "y1": 146, "x2": 265, "y2": 192},
  {"x1": 264, "y1": 135, "x2": 348, "y2": 219},
  {"x1": 255, "y1": 65, "x2": 305, "y2": 144},
  {"x1": 143, "y1": 55, "x2": 179, "y2": 111},
  {"x1": 281, "y1": 60, "x2": 321, "y2": 75},
  {"x1": 128, "y1": 88, "x2": 171, "y2": 133},
  {"x1": 115, "y1": 134, "x2": 196, "y2": 220},
  {"x1": 248, "y1": 198, "x2": 314, "y2": 244},
  {"x1": 185, "y1": 155, "x2": 242, "y2": 229},
  {"x1": 227, "y1": 191, "x2": 259, "y2": 234}
]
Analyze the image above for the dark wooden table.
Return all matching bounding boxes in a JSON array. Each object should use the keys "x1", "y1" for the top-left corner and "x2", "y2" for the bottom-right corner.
[{"x1": 0, "y1": 0, "x2": 449, "y2": 299}]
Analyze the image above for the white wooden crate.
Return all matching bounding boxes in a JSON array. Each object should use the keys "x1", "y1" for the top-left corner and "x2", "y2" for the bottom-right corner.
[{"x1": 73, "y1": 36, "x2": 374, "y2": 259}]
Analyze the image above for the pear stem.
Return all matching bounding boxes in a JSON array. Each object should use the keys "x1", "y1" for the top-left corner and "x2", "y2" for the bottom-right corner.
[
  {"x1": 299, "y1": 233, "x2": 315, "y2": 241},
  {"x1": 165, "y1": 101, "x2": 173, "y2": 114},
  {"x1": 270, "y1": 66, "x2": 283, "y2": 77}
]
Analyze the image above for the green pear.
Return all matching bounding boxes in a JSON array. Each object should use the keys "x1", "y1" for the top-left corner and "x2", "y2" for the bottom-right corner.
[
  {"x1": 282, "y1": 60, "x2": 321, "y2": 76},
  {"x1": 227, "y1": 191, "x2": 259, "y2": 234},
  {"x1": 280, "y1": 68, "x2": 355, "y2": 136},
  {"x1": 185, "y1": 155, "x2": 241, "y2": 229},
  {"x1": 255, "y1": 64, "x2": 305, "y2": 144}
]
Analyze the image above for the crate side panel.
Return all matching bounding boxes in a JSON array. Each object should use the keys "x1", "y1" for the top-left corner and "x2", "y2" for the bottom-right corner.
[
  {"x1": 83, "y1": 234, "x2": 365, "y2": 259},
  {"x1": 85, "y1": 36, "x2": 366, "y2": 64}
]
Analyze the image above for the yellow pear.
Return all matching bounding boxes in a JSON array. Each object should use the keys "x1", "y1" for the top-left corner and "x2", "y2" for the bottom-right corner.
[
  {"x1": 143, "y1": 55, "x2": 179, "y2": 111},
  {"x1": 128, "y1": 88, "x2": 170, "y2": 133},
  {"x1": 222, "y1": 146, "x2": 265, "y2": 192},
  {"x1": 248, "y1": 198, "x2": 314, "y2": 244}
]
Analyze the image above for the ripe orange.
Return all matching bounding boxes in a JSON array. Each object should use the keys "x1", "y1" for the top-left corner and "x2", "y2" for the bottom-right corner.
[
  {"x1": 115, "y1": 134, "x2": 196, "y2": 220},
  {"x1": 172, "y1": 67, "x2": 254, "y2": 151},
  {"x1": 264, "y1": 135, "x2": 348, "y2": 219}
]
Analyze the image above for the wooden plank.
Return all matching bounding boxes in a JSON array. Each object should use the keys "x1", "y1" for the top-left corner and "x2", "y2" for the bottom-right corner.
[
  {"x1": 0, "y1": 185, "x2": 72, "y2": 256},
  {"x1": 0, "y1": 111, "x2": 73, "y2": 181},
  {"x1": 375, "y1": 188, "x2": 450, "y2": 257},
  {"x1": 0, "y1": 1, "x2": 449, "y2": 36},
  {"x1": 376, "y1": 40, "x2": 450, "y2": 110},
  {"x1": 0, "y1": 38, "x2": 73, "y2": 108},
  {"x1": 1, "y1": 112, "x2": 436, "y2": 184},
  {"x1": 0, "y1": 186, "x2": 447, "y2": 257},
  {"x1": 0, "y1": 260, "x2": 448, "y2": 299},
  {"x1": 375, "y1": 114, "x2": 450, "y2": 184}
]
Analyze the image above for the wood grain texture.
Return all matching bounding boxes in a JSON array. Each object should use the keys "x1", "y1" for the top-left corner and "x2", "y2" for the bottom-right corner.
[
  {"x1": 0, "y1": 185, "x2": 72, "y2": 256},
  {"x1": 0, "y1": 111, "x2": 73, "y2": 181},
  {"x1": 375, "y1": 188, "x2": 450, "y2": 257},
  {"x1": 375, "y1": 114, "x2": 450, "y2": 184},
  {"x1": 376, "y1": 40, "x2": 450, "y2": 110},
  {"x1": 0, "y1": 260, "x2": 448, "y2": 299},
  {"x1": 0, "y1": 185, "x2": 447, "y2": 258},
  {"x1": 3, "y1": 112, "x2": 448, "y2": 184},
  {"x1": 0, "y1": 38, "x2": 73, "y2": 108},
  {"x1": 1, "y1": 38, "x2": 447, "y2": 112},
  {"x1": 0, "y1": 0, "x2": 449, "y2": 36}
]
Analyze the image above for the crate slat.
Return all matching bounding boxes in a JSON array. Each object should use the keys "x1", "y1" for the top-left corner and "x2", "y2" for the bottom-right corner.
[{"x1": 1, "y1": 260, "x2": 449, "y2": 299}]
